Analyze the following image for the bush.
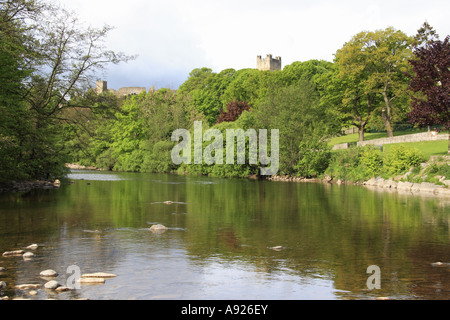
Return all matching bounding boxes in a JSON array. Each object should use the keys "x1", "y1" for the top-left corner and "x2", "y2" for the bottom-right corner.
[
  {"x1": 141, "y1": 140, "x2": 177, "y2": 173},
  {"x1": 383, "y1": 145, "x2": 424, "y2": 175},
  {"x1": 359, "y1": 145, "x2": 383, "y2": 177},
  {"x1": 296, "y1": 139, "x2": 331, "y2": 178},
  {"x1": 325, "y1": 147, "x2": 367, "y2": 182}
]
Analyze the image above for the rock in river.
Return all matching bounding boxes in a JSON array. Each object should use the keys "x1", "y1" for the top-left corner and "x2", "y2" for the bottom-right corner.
[
  {"x1": 78, "y1": 277, "x2": 105, "y2": 284},
  {"x1": 2, "y1": 250, "x2": 25, "y2": 257},
  {"x1": 44, "y1": 280, "x2": 61, "y2": 289},
  {"x1": 82, "y1": 272, "x2": 117, "y2": 278},
  {"x1": 40, "y1": 269, "x2": 58, "y2": 277},
  {"x1": 22, "y1": 252, "x2": 35, "y2": 259},
  {"x1": 149, "y1": 224, "x2": 168, "y2": 233}
]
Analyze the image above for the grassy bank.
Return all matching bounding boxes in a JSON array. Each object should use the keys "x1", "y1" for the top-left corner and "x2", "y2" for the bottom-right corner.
[
  {"x1": 329, "y1": 129, "x2": 449, "y2": 160},
  {"x1": 324, "y1": 129, "x2": 449, "y2": 186}
]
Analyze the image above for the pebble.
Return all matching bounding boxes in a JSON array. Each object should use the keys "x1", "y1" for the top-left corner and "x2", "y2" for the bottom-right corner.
[
  {"x1": 0, "y1": 281, "x2": 6, "y2": 289},
  {"x1": 78, "y1": 277, "x2": 105, "y2": 284},
  {"x1": 44, "y1": 280, "x2": 60, "y2": 290},
  {"x1": 26, "y1": 244, "x2": 39, "y2": 250},
  {"x1": 82, "y1": 272, "x2": 117, "y2": 278},
  {"x1": 149, "y1": 224, "x2": 168, "y2": 231},
  {"x1": 2, "y1": 250, "x2": 25, "y2": 256},
  {"x1": 22, "y1": 252, "x2": 35, "y2": 259},
  {"x1": 15, "y1": 284, "x2": 42, "y2": 290},
  {"x1": 40, "y1": 269, "x2": 58, "y2": 277},
  {"x1": 431, "y1": 262, "x2": 449, "y2": 267},
  {"x1": 0, "y1": 267, "x2": 5, "y2": 272},
  {"x1": 269, "y1": 246, "x2": 285, "y2": 251},
  {"x1": 55, "y1": 286, "x2": 72, "y2": 292}
]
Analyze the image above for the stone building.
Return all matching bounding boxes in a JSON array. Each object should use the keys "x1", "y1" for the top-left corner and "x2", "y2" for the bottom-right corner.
[
  {"x1": 257, "y1": 54, "x2": 282, "y2": 71},
  {"x1": 95, "y1": 80, "x2": 147, "y2": 97}
]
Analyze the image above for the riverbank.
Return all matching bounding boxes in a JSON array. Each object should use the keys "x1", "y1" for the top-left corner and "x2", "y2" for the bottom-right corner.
[
  {"x1": 0, "y1": 179, "x2": 61, "y2": 193},
  {"x1": 267, "y1": 156, "x2": 450, "y2": 197}
]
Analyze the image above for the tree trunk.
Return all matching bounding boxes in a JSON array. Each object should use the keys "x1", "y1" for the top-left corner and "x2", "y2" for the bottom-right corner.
[
  {"x1": 359, "y1": 126, "x2": 365, "y2": 142},
  {"x1": 381, "y1": 108, "x2": 394, "y2": 138},
  {"x1": 382, "y1": 89, "x2": 394, "y2": 138}
]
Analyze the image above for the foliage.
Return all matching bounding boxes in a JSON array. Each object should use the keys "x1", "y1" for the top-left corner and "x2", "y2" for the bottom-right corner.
[
  {"x1": 359, "y1": 145, "x2": 384, "y2": 177},
  {"x1": 331, "y1": 27, "x2": 413, "y2": 140},
  {"x1": 0, "y1": 0, "x2": 130, "y2": 184},
  {"x1": 295, "y1": 136, "x2": 331, "y2": 178},
  {"x1": 216, "y1": 100, "x2": 251, "y2": 124},
  {"x1": 326, "y1": 144, "x2": 424, "y2": 182},
  {"x1": 253, "y1": 79, "x2": 334, "y2": 175},
  {"x1": 383, "y1": 145, "x2": 424, "y2": 175},
  {"x1": 407, "y1": 27, "x2": 450, "y2": 131}
]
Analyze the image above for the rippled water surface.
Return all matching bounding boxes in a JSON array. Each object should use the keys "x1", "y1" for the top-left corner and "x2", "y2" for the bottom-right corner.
[{"x1": 0, "y1": 170, "x2": 449, "y2": 300}]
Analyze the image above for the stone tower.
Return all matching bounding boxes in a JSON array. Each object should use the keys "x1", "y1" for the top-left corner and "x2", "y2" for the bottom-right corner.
[
  {"x1": 96, "y1": 80, "x2": 107, "y2": 94},
  {"x1": 257, "y1": 54, "x2": 281, "y2": 71}
]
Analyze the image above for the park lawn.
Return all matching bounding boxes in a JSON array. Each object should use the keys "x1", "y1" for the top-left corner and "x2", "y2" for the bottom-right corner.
[
  {"x1": 328, "y1": 128, "x2": 431, "y2": 146},
  {"x1": 383, "y1": 140, "x2": 448, "y2": 160},
  {"x1": 329, "y1": 130, "x2": 449, "y2": 161}
]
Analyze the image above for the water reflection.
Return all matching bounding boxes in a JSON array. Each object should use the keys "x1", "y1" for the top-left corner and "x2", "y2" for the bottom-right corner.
[{"x1": 0, "y1": 171, "x2": 449, "y2": 300}]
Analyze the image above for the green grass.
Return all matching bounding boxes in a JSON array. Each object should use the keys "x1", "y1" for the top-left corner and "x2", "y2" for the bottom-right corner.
[
  {"x1": 329, "y1": 128, "x2": 432, "y2": 146},
  {"x1": 329, "y1": 129, "x2": 449, "y2": 160},
  {"x1": 383, "y1": 140, "x2": 448, "y2": 160}
]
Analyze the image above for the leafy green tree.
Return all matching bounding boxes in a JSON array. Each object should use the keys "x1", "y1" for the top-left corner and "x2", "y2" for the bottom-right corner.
[
  {"x1": 254, "y1": 79, "x2": 331, "y2": 175},
  {"x1": 332, "y1": 27, "x2": 413, "y2": 139},
  {"x1": 0, "y1": 0, "x2": 132, "y2": 183},
  {"x1": 327, "y1": 49, "x2": 376, "y2": 142}
]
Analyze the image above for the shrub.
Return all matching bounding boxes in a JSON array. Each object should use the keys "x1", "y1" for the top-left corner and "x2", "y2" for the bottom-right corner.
[
  {"x1": 325, "y1": 147, "x2": 367, "y2": 182},
  {"x1": 141, "y1": 141, "x2": 177, "y2": 173},
  {"x1": 359, "y1": 145, "x2": 383, "y2": 178},
  {"x1": 383, "y1": 145, "x2": 424, "y2": 175},
  {"x1": 296, "y1": 139, "x2": 331, "y2": 178}
]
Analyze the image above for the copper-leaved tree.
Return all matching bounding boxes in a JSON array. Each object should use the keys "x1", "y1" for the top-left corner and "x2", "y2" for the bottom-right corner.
[{"x1": 407, "y1": 23, "x2": 450, "y2": 153}]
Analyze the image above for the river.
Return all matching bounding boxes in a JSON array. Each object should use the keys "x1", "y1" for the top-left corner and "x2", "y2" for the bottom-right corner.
[{"x1": 0, "y1": 170, "x2": 449, "y2": 300}]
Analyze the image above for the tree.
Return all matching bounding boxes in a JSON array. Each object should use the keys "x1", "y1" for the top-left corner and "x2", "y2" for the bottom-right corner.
[
  {"x1": 331, "y1": 40, "x2": 377, "y2": 142},
  {"x1": 407, "y1": 30, "x2": 450, "y2": 152},
  {"x1": 216, "y1": 100, "x2": 251, "y2": 124},
  {"x1": 178, "y1": 67, "x2": 236, "y2": 126},
  {"x1": 332, "y1": 27, "x2": 413, "y2": 139},
  {"x1": 0, "y1": 0, "x2": 132, "y2": 183},
  {"x1": 254, "y1": 80, "x2": 331, "y2": 175},
  {"x1": 364, "y1": 27, "x2": 413, "y2": 137}
]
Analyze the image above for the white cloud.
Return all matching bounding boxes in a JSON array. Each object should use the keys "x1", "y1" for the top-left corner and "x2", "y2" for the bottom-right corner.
[{"x1": 58, "y1": 0, "x2": 450, "y2": 89}]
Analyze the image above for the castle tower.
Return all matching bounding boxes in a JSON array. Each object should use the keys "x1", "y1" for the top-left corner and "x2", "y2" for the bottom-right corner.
[
  {"x1": 96, "y1": 80, "x2": 107, "y2": 94},
  {"x1": 257, "y1": 54, "x2": 281, "y2": 71}
]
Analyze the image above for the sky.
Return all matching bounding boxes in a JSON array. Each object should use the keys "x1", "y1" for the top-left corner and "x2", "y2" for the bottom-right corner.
[{"x1": 58, "y1": 0, "x2": 450, "y2": 90}]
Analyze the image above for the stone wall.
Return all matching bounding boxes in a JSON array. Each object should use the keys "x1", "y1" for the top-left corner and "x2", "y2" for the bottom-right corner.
[
  {"x1": 357, "y1": 132, "x2": 449, "y2": 147},
  {"x1": 108, "y1": 87, "x2": 146, "y2": 97}
]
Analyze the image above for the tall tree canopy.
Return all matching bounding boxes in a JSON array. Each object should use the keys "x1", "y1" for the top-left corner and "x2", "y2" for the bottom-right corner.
[
  {"x1": 407, "y1": 24, "x2": 450, "y2": 133},
  {"x1": 0, "y1": 0, "x2": 131, "y2": 183},
  {"x1": 331, "y1": 27, "x2": 413, "y2": 140}
]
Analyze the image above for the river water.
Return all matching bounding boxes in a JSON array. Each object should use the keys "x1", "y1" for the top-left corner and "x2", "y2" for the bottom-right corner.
[{"x1": 0, "y1": 170, "x2": 449, "y2": 300}]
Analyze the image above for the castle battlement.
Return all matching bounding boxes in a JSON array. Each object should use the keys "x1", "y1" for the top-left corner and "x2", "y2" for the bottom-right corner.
[
  {"x1": 257, "y1": 54, "x2": 281, "y2": 71},
  {"x1": 95, "y1": 80, "x2": 147, "y2": 97}
]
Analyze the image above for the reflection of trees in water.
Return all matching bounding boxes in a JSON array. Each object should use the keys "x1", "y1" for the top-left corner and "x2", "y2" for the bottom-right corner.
[
  {"x1": 184, "y1": 180, "x2": 450, "y2": 299},
  {"x1": 1, "y1": 173, "x2": 448, "y2": 299}
]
